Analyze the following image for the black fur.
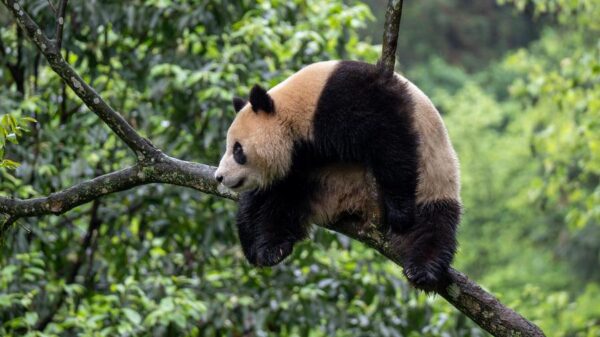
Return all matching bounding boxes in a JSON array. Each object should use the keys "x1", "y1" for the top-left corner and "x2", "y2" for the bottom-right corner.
[
  {"x1": 236, "y1": 184, "x2": 310, "y2": 267},
  {"x1": 249, "y1": 84, "x2": 274, "y2": 113},
  {"x1": 397, "y1": 199, "x2": 461, "y2": 291},
  {"x1": 235, "y1": 61, "x2": 459, "y2": 290},
  {"x1": 232, "y1": 97, "x2": 247, "y2": 113},
  {"x1": 312, "y1": 61, "x2": 419, "y2": 235},
  {"x1": 236, "y1": 142, "x2": 317, "y2": 266},
  {"x1": 233, "y1": 142, "x2": 247, "y2": 165}
]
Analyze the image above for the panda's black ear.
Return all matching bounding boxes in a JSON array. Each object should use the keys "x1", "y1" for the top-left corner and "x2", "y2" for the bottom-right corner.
[
  {"x1": 232, "y1": 97, "x2": 247, "y2": 113},
  {"x1": 249, "y1": 84, "x2": 274, "y2": 114}
]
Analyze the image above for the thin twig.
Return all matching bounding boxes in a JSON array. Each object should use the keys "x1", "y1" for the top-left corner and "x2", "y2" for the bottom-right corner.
[
  {"x1": 380, "y1": 0, "x2": 404, "y2": 73},
  {"x1": 0, "y1": 32, "x2": 6, "y2": 58},
  {"x1": 46, "y1": 0, "x2": 57, "y2": 14},
  {"x1": 15, "y1": 25, "x2": 25, "y2": 94},
  {"x1": 54, "y1": 0, "x2": 68, "y2": 49},
  {"x1": 1, "y1": 215, "x2": 17, "y2": 237}
]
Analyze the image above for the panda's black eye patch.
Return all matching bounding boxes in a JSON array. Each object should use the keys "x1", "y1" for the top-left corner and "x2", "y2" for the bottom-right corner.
[{"x1": 233, "y1": 142, "x2": 247, "y2": 165}]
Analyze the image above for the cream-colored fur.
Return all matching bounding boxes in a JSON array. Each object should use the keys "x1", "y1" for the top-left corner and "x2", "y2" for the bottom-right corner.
[
  {"x1": 216, "y1": 61, "x2": 338, "y2": 191},
  {"x1": 216, "y1": 107, "x2": 294, "y2": 191},
  {"x1": 398, "y1": 75, "x2": 461, "y2": 204},
  {"x1": 308, "y1": 164, "x2": 380, "y2": 224},
  {"x1": 268, "y1": 61, "x2": 339, "y2": 139}
]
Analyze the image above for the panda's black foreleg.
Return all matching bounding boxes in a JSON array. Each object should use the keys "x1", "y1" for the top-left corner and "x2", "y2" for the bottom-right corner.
[
  {"x1": 236, "y1": 180, "x2": 312, "y2": 267},
  {"x1": 368, "y1": 140, "x2": 419, "y2": 235}
]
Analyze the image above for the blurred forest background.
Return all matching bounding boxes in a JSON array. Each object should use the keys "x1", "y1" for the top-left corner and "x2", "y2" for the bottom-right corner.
[{"x1": 1, "y1": 0, "x2": 599, "y2": 336}]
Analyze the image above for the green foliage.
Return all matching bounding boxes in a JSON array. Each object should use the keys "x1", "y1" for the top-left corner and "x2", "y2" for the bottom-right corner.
[
  {"x1": 0, "y1": 110, "x2": 36, "y2": 169},
  {"x1": 499, "y1": 0, "x2": 600, "y2": 27},
  {"x1": 363, "y1": 0, "x2": 543, "y2": 71},
  {"x1": 493, "y1": 0, "x2": 600, "y2": 288}
]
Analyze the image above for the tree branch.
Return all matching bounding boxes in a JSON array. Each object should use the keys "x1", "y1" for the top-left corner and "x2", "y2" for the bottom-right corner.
[
  {"x1": 0, "y1": 32, "x2": 6, "y2": 58},
  {"x1": 0, "y1": 158, "x2": 235, "y2": 218},
  {"x1": 46, "y1": 0, "x2": 57, "y2": 14},
  {"x1": 0, "y1": 1, "x2": 546, "y2": 336},
  {"x1": 2, "y1": 0, "x2": 160, "y2": 160},
  {"x1": 54, "y1": 0, "x2": 68, "y2": 49},
  {"x1": 380, "y1": 0, "x2": 404, "y2": 72},
  {"x1": 0, "y1": 215, "x2": 17, "y2": 237}
]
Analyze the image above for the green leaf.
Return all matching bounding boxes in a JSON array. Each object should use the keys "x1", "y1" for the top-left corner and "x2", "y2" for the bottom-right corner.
[
  {"x1": 24, "y1": 312, "x2": 39, "y2": 327},
  {"x1": 123, "y1": 308, "x2": 142, "y2": 325},
  {"x1": 21, "y1": 117, "x2": 38, "y2": 123},
  {"x1": 6, "y1": 133, "x2": 17, "y2": 144},
  {"x1": 1, "y1": 159, "x2": 20, "y2": 169}
]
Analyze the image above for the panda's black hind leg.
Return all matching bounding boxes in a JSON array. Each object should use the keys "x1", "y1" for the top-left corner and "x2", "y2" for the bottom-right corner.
[
  {"x1": 368, "y1": 134, "x2": 419, "y2": 235},
  {"x1": 396, "y1": 199, "x2": 461, "y2": 291}
]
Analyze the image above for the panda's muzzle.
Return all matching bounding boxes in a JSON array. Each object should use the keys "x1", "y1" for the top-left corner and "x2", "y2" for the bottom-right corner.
[
  {"x1": 215, "y1": 172, "x2": 245, "y2": 190},
  {"x1": 230, "y1": 178, "x2": 245, "y2": 189}
]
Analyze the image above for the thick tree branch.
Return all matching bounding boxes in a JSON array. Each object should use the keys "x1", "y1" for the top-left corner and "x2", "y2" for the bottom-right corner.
[
  {"x1": 0, "y1": 1, "x2": 545, "y2": 336},
  {"x1": 3, "y1": 0, "x2": 160, "y2": 160},
  {"x1": 0, "y1": 157, "x2": 235, "y2": 218},
  {"x1": 381, "y1": 0, "x2": 404, "y2": 72}
]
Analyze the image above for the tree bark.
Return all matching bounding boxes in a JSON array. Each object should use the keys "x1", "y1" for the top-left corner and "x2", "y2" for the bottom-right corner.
[
  {"x1": 0, "y1": 1, "x2": 546, "y2": 336},
  {"x1": 380, "y1": 0, "x2": 404, "y2": 72}
]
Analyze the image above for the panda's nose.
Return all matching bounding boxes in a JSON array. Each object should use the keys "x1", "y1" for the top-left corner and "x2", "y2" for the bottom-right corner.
[{"x1": 216, "y1": 175, "x2": 224, "y2": 183}]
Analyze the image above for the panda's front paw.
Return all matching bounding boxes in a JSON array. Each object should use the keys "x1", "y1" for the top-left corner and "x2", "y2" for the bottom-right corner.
[{"x1": 252, "y1": 240, "x2": 294, "y2": 267}]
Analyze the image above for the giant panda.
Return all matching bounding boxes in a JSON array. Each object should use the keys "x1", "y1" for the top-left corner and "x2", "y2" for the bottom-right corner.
[{"x1": 214, "y1": 60, "x2": 461, "y2": 289}]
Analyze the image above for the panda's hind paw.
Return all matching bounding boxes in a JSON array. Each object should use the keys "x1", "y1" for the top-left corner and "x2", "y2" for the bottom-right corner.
[{"x1": 403, "y1": 259, "x2": 450, "y2": 292}]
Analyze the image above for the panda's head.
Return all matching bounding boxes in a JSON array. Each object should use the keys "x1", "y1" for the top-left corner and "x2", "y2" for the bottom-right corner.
[{"x1": 214, "y1": 84, "x2": 293, "y2": 192}]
